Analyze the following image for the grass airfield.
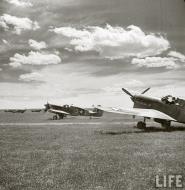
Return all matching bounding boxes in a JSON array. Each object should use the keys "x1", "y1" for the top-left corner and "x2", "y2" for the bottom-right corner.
[{"x1": 0, "y1": 111, "x2": 184, "y2": 190}]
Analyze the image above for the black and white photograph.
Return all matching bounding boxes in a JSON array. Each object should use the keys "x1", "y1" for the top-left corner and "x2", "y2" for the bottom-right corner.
[{"x1": 0, "y1": 0, "x2": 185, "y2": 189}]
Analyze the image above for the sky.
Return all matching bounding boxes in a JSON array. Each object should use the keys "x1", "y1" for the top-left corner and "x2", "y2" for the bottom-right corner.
[{"x1": 0, "y1": 0, "x2": 185, "y2": 108}]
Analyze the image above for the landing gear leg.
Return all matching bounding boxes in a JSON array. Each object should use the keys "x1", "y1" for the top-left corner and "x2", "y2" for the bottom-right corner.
[
  {"x1": 161, "y1": 121, "x2": 171, "y2": 129},
  {"x1": 59, "y1": 114, "x2": 64, "y2": 120}
]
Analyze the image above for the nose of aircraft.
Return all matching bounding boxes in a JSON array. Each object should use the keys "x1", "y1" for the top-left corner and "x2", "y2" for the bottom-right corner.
[
  {"x1": 130, "y1": 96, "x2": 135, "y2": 102},
  {"x1": 44, "y1": 102, "x2": 49, "y2": 112}
]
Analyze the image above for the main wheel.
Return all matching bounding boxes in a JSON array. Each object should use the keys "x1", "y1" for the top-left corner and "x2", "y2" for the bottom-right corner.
[
  {"x1": 53, "y1": 115, "x2": 58, "y2": 120},
  {"x1": 59, "y1": 114, "x2": 64, "y2": 119},
  {"x1": 137, "y1": 121, "x2": 146, "y2": 129},
  {"x1": 161, "y1": 120, "x2": 171, "y2": 128}
]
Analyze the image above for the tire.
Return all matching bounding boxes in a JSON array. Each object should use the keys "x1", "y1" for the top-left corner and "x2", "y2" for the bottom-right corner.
[
  {"x1": 137, "y1": 121, "x2": 146, "y2": 129},
  {"x1": 53, "y1": 115, "x2": 58, "y2": 120},
  {"x1": 161, "y1": 120, "x2": 171, "y2": 128},
  {"x1": 59, "y1": 114, "x2": 64, "y2": 119}
]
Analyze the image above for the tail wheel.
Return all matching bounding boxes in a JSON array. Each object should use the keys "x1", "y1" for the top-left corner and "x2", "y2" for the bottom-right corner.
[{"x1": 137, "y1": 121, "x2": 146, "y2": 129}]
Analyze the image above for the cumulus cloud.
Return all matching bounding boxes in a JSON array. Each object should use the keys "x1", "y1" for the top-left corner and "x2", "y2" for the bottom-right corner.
[
  {"x1": 28, "y1": 39, "x2": 47, "y2": 50},
  {"x1": 131, "y1": 57, "x2": 178, "y2": 69},
  {"x1": 50, "y1": 25, "x2": 170, "y2": 59},
  {"x1": 64, "y1": 47, "x2": 73, "y2": 52},
  {"x1": 103, "y1": 79, "x2": 144, "y2": 94},
  {"x1": 19, "y1": 72, "x2": 43, "y2": 82},
  {"x1": 168, "y1": 51, "x2": 185, "y2": 62},
  {"x1": 9, "y1": 51, "x2": 61, "y2": 68},
  {"x1": 5, "y1": 0, "x2": 33, "y2": 7},
  {"x1": 2, "y1": 39, "x2": 8, "y2": 44},
  {"x1": 0, "y1": 14, "x2": 40, "y2": 35}
]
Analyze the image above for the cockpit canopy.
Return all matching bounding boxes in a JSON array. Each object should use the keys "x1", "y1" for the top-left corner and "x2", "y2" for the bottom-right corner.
[
  {"x1": 63, "y1": 104, "x2": 70, "y2": 108},
  {"x1": 161, "y1": 95, "x2": 177, "y2": 105}
]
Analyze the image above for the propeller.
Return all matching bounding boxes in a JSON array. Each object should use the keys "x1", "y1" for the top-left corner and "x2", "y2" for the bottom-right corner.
[
  {"x1": 122, "y1": 87, "x2": 151, "y2": 97},
  {"x1": 44, "y1": 102, "x2": 49, "y2": 112},
  {"x1": 141, "y1": 87, "x2": 151, "y2": 94},
  {"x1": 122, "y1": 88, "x2": 134, "y2": 97}
]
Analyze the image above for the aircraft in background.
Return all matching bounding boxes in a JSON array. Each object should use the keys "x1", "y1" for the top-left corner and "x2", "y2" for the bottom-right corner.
[
  {"x1": 97, "y1": 87, "x2": 185, "y2": 129},
  {"x1": 4, "y1": 108, "x2": 43, "y2": 113},
  {"x1": 4, "y1": 109, "x2": 26, "y2": 113},
  {"x1": 44, "y1": 102, "x2": 103, "y2": 120},
  {"x1": 31, "y1": 109, "x2": 42, "y2": 112}
]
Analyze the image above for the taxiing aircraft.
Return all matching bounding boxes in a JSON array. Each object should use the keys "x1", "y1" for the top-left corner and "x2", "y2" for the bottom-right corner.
[
  {"x1": 44, "y1": 102, "x2": 103, "y2": 120},
  {"x1": 97, "y1": 88, "x2": 185, "y2": 129}
]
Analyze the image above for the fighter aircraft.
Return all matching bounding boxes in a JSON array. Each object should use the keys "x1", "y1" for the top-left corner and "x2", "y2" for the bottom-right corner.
[
  {"x1": 97, "y1": 87, "x2": 185, "y2": 129},
  {"x1": 44, "y1": 102, "x2": 103, "y2": 120}
]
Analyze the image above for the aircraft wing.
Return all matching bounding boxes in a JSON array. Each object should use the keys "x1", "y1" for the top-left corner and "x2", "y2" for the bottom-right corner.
[
  {"x1": 97, "y1": 106, "x2": 177, "y2": 121},
  {"x1": 48, "y1": 109, "x2": 70, "y2": 115},
  {"x1": 71, "y1": 106, "x2": 95, "y2": 114}
]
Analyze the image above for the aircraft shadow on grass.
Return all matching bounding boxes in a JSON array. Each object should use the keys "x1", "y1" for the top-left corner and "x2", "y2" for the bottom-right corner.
[{"x1": 98, "y1": 126, "x2": 185, "y2": 135}]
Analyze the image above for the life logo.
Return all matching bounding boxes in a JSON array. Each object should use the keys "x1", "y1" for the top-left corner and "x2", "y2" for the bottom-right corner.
[{"x1": 155, "y1": 175, "x2": 183, "y2": 188}]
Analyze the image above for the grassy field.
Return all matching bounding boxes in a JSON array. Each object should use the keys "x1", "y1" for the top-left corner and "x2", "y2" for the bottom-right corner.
[{"x1": 0, "y1": 111, "x2": 184, "y2": 190}]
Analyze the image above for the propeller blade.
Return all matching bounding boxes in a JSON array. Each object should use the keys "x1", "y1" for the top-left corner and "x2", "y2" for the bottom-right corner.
[
  {"x1": 44, "y1": 102, "x2": 49, "y2": 112},
  {"x1": 141, "y1": 87, "x2": 150, "y2": 94},
  {"x1": 122, "y1": 88, "x2": 134, "y2": 97}
]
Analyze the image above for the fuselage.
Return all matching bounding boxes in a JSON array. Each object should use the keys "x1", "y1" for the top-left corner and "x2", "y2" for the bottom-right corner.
[{"x1": 132, "y1": 95, "x2": 185, "y2": 123}]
